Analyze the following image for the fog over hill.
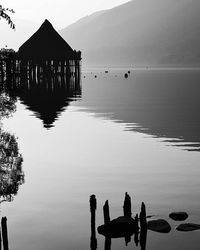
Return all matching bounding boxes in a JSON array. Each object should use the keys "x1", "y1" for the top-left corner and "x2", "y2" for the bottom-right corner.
[{"x1": 60, "y1": 0, "x2": 200, "y2": 67}]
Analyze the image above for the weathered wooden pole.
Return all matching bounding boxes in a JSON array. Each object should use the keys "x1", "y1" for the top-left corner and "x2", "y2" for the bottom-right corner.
[
  {"x1": 139, "y1": 202, "x2": 147, "y2": 250},
  {"x1": 104, "y1": 237, "x2": 111, "y2": 250},
  {"x1": 140, "y1": 202, "x2": 147, "y2": 231},
  {"x1": 134, "y1": 214, "x2": 139, "y2": 246},
  {"x1": 103, "y1": 200, "x2": 110, "y2": 224},
  {"x1": 1, "y1": 217, "x2": 9, "y2": 250},
  {"x1": 6, "y1": 59, "x2": 11, "y2": 80},
  {"x1": 0, "y1": 224, "x2": 2, "y2": 250},
  {"x1": 123, "y1": 192, "x2": 132, "y2": 217},
  {"x1": 90, "y1": 195, "x2": 97, "y2": 250},
  {"x1": 61, "y1": 60, "x2": 65, "y2": 75}
]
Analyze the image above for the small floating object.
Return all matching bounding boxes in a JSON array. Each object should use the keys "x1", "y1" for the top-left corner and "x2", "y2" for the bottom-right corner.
[
  {"x1": 128, "y1": 70, "x2": 130, "y2": 74},
  {"x1": 176, "y1": 223, "x2": 200, "y2": 232},
  {"x1": 98, "y1": 216, "x2": 137, "y2": 238},
  {"x1": 169, "y1": 212, "x2": 188, "y2": 221},
  {"x1": 124, "y1": 73, "x2": 128, "y2": 78},
  {"x1": 147, "y1": 219, "x2": 171, "y2": 233},
  {"x1": 95, "y1": 75, "x2": 97, "y2": 78},
  {"x1": 105, "y1": 71, "x2": 108, "y2": 73}
]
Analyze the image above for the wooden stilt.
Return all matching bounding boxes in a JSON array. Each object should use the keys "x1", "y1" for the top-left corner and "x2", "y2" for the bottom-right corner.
[
  {"x1": 1, "y1": 217, "x2": 9, "y2": 250},
  {"x1": 103, "y1": 200, "x2": 110, "y2": 224},
  {"x1": 123, "y1": 192, "x2": 132, "y2": 217}
]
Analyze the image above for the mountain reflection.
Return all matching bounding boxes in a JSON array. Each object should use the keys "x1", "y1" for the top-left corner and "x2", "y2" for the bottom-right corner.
[
  {"x1": 80, "y1": 70, "x2": 200, "y2": 152},
  {"x1": 6, "y1": 73, "x2": 81, "y2": 129}
]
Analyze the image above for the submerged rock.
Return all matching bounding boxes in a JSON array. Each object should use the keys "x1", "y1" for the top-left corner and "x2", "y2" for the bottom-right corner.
[
  {"x1": 169, "y1": 212, "x2": 188, "y2": 221},
  {"x1": 98, "y1": 216, "x2": 137, "y2": 238},
  {"x1": 147, "y1": 219, "x2": 171, "y2": 233},
  {"x1": 176, "y1": 223, "x2": 200, "y2": 232}
]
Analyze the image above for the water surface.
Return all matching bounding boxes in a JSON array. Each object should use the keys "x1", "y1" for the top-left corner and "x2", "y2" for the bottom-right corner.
[{"x1": 1, "y1": 69, "x2": 200, "y2": 250}]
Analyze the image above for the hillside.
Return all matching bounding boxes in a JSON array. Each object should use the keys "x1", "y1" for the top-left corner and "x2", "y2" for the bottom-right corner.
[{"x1": 60, "y1": 0, "x2": 200, "y2": 67}]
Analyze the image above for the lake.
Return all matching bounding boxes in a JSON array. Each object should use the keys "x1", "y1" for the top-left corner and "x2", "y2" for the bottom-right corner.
[{"x1": 1, "y1": 68, "x2": 200, "y2": 250}]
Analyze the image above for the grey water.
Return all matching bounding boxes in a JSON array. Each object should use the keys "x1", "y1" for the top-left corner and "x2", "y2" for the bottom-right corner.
[{"x1": 1, "y1": 68, "x2": 200, "y2": 250}]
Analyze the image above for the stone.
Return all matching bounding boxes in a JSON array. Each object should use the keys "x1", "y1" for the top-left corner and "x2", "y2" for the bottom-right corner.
[
  {"x1": 147, "y1": 219, "x2": 171, "y2": 233},
  {"x1": 98, "y1": 216, "x2": 137, "y2": 238},
  {"x1": 169, "y1": 212, "x2": 188, "y2": 221},
  {"x1": 176, "y1": 223, "x2": 200, "y2": 232}
]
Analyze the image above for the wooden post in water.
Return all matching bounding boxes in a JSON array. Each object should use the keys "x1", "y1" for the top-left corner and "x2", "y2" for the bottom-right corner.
[
  {"x1": 104, "y1": 237, "x2": 111, "y2": 250},
  {"x1": 139, "y1": 202, "x2": 147, "y2": 250},
  {"x1": 0, "y1": 223, "x2": 2, "y2": 250},
  {"x1": 123, "y1": 192, "x2": 132, "y2": 217},
  {"x1": 140, "y1": 202, "x2": 147, "y2": 231},
  {"x1": 134, "y1": 214, "x2": 139, "y2": 246},
  {"x1": 1, "y1": 217, "x2": 9, "y2": 250},
  {"x1": 103, "y1": 200, "x2": 110, "y2": 224},
  {"x1": 90, "y1": 195, "x2": 97, "y2": 250}
]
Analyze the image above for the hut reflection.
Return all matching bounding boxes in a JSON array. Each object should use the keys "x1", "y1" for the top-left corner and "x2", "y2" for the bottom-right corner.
[{"x1": 6, "y1": 70, "x2": 81, "y2": 129}]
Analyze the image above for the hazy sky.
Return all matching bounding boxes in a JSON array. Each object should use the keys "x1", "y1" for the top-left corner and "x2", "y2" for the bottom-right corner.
[{"x1": 1, "y1": 0, "x2": 130, "y2": 28}]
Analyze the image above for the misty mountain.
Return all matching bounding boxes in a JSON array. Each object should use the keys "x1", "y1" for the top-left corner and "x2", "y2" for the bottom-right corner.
[{"x1": 60, "y1": 0, "x2": 200, "y2": 66}]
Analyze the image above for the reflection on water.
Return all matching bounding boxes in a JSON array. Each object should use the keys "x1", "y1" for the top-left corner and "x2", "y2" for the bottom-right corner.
[
  {"x1": 0, "y1": 130, "x2": 24, "y2": 203},
  {"x1": 90, "y1": 194, "x2": 147, "y2": 250},
  {"x1": 0, "y1": 89, "x2": 24, "y2": 204},
  {"x1": 1, "y1": 69, "x2": 200, "y2": 250},
  {"x1": 78, "y1": 69, "x2": 200, "y2": 151},
  {"x1": 6, "y1": 73, "x2": 81, "y2": 129}
]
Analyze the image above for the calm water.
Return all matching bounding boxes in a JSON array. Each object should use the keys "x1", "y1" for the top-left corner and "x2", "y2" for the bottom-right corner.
[{"x1": 1, "y1": 69, "x2": 200, "y2": 250}]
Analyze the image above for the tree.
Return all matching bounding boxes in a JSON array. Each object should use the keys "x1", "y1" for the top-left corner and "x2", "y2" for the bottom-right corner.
[{"x1": 0, "y1": 5, "x2": 15, "y2": 29}]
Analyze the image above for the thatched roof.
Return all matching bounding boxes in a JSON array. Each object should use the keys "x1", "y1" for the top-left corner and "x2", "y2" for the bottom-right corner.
[{"x1": 18, "y1": 19, "x2": 78, "y2": 60}]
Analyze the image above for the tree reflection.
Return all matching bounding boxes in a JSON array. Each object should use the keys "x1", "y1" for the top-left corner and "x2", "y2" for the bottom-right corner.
[
  {"x1": 0, "y1": 87, "x2": 24, "y2": 204},
  {"x1": 0, "y1": 89, "x2": 16, "y2": 118}
]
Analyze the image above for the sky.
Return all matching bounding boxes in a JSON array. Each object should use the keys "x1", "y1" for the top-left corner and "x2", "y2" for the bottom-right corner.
[{"x1": 1, "y1": 0, "x2": 130, "y2": 29}]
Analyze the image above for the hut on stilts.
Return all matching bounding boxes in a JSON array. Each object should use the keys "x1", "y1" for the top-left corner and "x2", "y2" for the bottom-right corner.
[{"x1": 0, "y1": 19, "x2": 81, "y2": 82}]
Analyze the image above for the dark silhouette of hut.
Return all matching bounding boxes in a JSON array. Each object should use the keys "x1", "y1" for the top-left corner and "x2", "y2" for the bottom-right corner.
[
  {"x1": 18, "y1": 19, "x2": 81, "y2": 61},
  {"x1": 16, "y1": 19, "x2": 81, "y2": 78}
]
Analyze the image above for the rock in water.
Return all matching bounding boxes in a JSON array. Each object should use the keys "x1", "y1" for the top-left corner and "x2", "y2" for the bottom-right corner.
[
  {"x1": 169, "y1": 212, "x2": 188, "y2": 221},
  {"x1": 176, "y1": 223, "x2": 200, "y2": 232},
  {"x1": 98, "y1": 216, "x2": 137, "y2": 238},
  {"x1": 147, "y1": 219, "x2": 171, "y2": 233}
]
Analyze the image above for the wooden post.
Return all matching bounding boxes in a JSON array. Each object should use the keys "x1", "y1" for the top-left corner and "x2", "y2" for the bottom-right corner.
[
  {"x1": 1, "y1": 217, "x2": 9, "y2": 250},
  {"x1": 139, "y1": 202, "x2": 147, "y2": 250},
  {"x1": 0, "y1": 223, "x2": 2, "y2": 250},
  {"x1": 134, "y1": 214, "x2": 139, "y2": 246},
  {"x1": 61, "y1": 60, "x2": 64, "y2": 75},
  {"x1": 123, "y1": 192, "x2": 132, "y2": 217},
  {"x1": 140, "y1": 202, "x2": 147, "y2": 231},
  {"x1": 103, "y1": 200, "x2": 110, "y2": 224},
  {"x1": 90, "y1": 195, "x2": 97, "y2": 250},
  {"x1": 104, "y1": 237, "x2": 111, "y2": 250}
]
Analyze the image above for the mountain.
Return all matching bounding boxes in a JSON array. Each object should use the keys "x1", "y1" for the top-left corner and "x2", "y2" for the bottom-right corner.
[{"x1": 60, "y1": 0, "x2": 200, "y2": 67}]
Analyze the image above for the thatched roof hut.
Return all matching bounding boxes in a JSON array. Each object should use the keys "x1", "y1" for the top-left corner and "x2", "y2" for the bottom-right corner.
[{"x1": 18, "y1": 19, "x2": 81, "y2": 60}]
